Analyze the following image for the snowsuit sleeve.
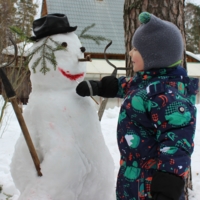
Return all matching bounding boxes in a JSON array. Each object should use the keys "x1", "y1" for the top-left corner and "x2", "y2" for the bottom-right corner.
[
  {"x1": 147, "y1": 84, "x2": 197, "y2": 177},
  {"x1": 116, "y1": 76, "x2": 134, "y2": 98}
]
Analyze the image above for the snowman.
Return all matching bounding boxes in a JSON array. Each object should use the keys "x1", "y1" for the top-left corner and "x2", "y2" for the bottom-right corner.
[{"x1": 10, "y1": 13, "x2": 115, "y2": 200}]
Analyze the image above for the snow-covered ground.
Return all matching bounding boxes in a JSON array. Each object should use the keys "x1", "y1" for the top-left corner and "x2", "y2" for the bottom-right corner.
[
  {"x1": 186, "y1": 0, "x2": 200, "y2": 6},
  {"x1": 0, "y1": 97, "x2": 199, "y2": 199}
]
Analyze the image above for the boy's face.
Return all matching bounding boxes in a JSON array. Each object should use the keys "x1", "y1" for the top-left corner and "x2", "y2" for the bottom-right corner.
[{"x1": 129, "y1": 48, "x2": 144, "y2": 72}]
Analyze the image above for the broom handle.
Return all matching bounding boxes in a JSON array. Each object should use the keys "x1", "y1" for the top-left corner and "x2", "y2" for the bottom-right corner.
[
  {"x1": 0, "y1": 68, "x2": 42, "y2": 176},
  {"x1": 10, "y1": 97, "x2": 42, "y2": 176}
]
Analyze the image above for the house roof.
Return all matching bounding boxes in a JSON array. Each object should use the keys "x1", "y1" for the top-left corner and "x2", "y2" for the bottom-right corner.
[
  {"x1": 186, "y1": 51, "x2": 200, "y2": 62},
  {"x1": 45, "y1": 0, "x2": 125, "y2": 55}
]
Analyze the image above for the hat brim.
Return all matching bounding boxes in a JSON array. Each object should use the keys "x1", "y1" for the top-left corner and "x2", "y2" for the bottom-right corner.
[{"x1": 30, "y1": 26, "x2": 77, "y2": 41}]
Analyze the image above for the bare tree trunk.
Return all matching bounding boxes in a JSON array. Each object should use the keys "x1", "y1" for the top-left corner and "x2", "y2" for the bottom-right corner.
[{"x1": 124, "y1": 1, "x2": 191, "y2": 199}]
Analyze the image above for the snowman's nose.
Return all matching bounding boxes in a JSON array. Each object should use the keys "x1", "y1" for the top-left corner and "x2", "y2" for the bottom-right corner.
[{"x1": 78, "y1": 55, "x2": 91, "y2": 62}]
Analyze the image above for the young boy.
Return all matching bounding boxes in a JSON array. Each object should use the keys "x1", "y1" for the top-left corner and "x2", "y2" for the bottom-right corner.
[{"x1": 76, "y1": 12, "x2": 199, "y2": 200}]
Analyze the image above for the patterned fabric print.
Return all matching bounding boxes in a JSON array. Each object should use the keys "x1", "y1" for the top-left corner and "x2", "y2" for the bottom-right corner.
[
  {"x1": 115, "y1": 67, "x2": 199, "y2": 200},
  {"x1": 117, "y1": 166, "x2": 154, "y2": 200}
]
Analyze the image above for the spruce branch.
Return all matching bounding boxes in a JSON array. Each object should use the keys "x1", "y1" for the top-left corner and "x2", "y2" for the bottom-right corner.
[
  {"x1": 79, "y1": 23, "x2": 96, "y2": 37},
  {"x1": 9, "y1": 27, "x2": 67, "y2": 75},
  {"x1": 39, "y1": 37, "x2": 51, "y2": 74},
  {"x1": 31, "y1": 57, "x2": 42, "y2": 73},
  {"x1": 9, "y1": 26, "x2": 32, "y2": 42},
  {"x1": 80, "y1": 34, "x2": 110, "y2": 45},
  {"x1": 79, "y1": 23, "x2": 110, "y2": 45},
  {"x1": 49, "y1": 38, "x2": 67, "y2": 51},
  {"x1": 27, "y1": 37, "x2": 67, "y2": 75}
]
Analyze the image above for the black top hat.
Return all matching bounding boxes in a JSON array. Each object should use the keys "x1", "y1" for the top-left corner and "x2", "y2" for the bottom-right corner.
[{"x1": 30, "y1": 13, "x2": 77, "y2": 41}]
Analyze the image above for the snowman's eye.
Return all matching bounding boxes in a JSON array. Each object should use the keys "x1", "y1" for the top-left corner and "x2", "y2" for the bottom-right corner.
[
  {"x1": 80, "y1": 47, "x2": 86, "y2": 53},
  {"x1": 61, "y1": 42, "x2": 68, "y2": 48}
]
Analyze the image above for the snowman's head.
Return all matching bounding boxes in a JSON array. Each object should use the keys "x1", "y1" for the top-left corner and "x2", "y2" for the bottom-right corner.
[{"x1": 29, "y1": 32, "x2": 86, "y2": 90}]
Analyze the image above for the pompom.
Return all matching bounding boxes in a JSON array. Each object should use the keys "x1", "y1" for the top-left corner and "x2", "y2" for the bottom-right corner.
[{"x1": 139, "y1": 12, "x2": 151, "y2": 24}]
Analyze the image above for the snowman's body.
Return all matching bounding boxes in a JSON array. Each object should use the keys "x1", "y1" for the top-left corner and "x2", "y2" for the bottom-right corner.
[{"x1": 10, "y1": 33, "x2": 115, "y2": 200}]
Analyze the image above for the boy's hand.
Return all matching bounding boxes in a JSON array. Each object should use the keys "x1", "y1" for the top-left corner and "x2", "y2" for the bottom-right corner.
[
  {"x1": 151, "y1": 171, "x2": 184, "y2": 200},
  {"x1": 76, "y1": 80, "x2": 100, "y2": 97},
  {"x1": 76, "y1": 81, "x2": 89, "y2": 97},
  {"x1": 153, "y1": 193, "x2": 172, "y2": 200},
  {"x1": 76, "y1": 76, "x2": 118, "y2": 98}
]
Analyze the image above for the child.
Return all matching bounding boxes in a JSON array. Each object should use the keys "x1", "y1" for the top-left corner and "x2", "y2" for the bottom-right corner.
[{"x1": 76, "y1": 12, "x2": 199, "y2": 200}]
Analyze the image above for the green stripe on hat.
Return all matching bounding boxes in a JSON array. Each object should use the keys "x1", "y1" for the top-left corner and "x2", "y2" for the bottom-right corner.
[{"x1": 168, "y1": 60, "x2": 182, "y2": 67}]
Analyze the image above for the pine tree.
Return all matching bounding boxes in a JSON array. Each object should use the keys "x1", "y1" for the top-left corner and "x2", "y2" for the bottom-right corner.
[
  {"x1": 0, "y1": 0, "x2": 37, "y2": 121},
  {"x1": 14, "y1": 0, "x2": 37, "y2": 42},
  {"x1": 185, "y1": 3, "x2": 200, "y2": 53},
  {"x1": 0, "y1": 0, "x2": 16, "y2": 61}
]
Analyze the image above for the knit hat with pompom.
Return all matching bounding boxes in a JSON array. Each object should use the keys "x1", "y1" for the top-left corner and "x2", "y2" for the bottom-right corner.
[{"x1": 132, "y1": 12, "x2": 184, "y2": 70}]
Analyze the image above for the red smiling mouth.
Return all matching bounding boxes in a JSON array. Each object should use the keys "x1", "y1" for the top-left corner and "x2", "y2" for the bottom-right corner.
[{"x1": 58, "y1": 67, "x2": 84, "y2": 81}]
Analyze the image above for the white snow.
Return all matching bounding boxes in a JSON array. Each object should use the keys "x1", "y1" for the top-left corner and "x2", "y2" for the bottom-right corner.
[
  {"x1": 0, "y1": 101, "x2": 200, "y2": 199},
  {"x1": 2, "y1": 42, "x2": 33, "y2": 57},
  {"x1": 186, "y1": 51, "x2": 200, "y2": 62},
  {"x1": 33, "y1": 0, "x2": 43, "y2": 19},
  {"x1": 186, "y1": 0, "x2": 200, "y2": 6}
]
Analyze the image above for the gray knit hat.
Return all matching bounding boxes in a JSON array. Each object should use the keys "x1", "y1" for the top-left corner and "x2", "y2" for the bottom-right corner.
[{"x1": 132, "y1": 12, "x2": 184, "y2": 70}]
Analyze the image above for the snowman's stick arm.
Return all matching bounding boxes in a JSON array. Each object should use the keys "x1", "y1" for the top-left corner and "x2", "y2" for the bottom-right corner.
[
  {"x1": 0, "y1": 37, "x2": 42, "y2": 176},
  {"x1": 98, "y1": 41, "x2": 132, "y2": 121}
]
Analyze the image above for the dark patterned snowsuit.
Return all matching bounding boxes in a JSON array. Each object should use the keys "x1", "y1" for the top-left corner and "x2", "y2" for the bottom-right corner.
[{"x1": 115, "y1": 67, "x2": 199, "y2": 200}]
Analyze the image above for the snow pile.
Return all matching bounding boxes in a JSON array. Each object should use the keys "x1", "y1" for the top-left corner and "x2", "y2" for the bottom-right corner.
[{"x1": 0, "y1": 103, "x2": 200, "y2": 199}]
